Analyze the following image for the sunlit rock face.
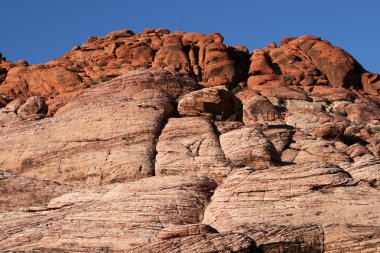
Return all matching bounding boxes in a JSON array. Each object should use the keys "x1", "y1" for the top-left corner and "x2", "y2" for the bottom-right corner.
[{"x1": 1, "y1": 29, "x2": 380, "y2": 252}]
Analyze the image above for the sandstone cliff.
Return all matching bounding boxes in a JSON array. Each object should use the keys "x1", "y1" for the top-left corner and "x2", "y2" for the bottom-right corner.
[{"x1": 1, "y1": 28, "x2": 380, "y2": 252}]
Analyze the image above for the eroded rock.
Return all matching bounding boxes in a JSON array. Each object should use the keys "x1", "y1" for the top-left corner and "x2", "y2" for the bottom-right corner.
[
  {"x1": 17, "y1": 96, "x2": 48, "y2": 118},
  {"x1": 0, "y1": 176, "x2": 217, "y2": 251},
  {"x1": 219, "y1": 126, "x2": 280, "y2": 168},
  {"x1": 243, "y1": 95, "x2": 283, "y2": 124},
  {"x1": 155, "y1": 117, "x2": 233, "y2": 182},
  {"x1": 178, "y1": 86, "x2": 242, "y2": 121},
  {"x1": 203, "y1": 164, "x2": 380, "y2": 250},
  {"x1": 0, "y1": 69, "x2": 198, "y2": 186}
]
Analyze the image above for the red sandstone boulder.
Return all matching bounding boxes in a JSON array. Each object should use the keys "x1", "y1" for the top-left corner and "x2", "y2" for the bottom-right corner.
[
  {"x1": 178, "y1": 86, "x2": 242, "y2": 121},
  {"x1": 17, "y1": 96, "x2": 48, "y2": 118},
  {"x1": 152, "y1": 34, "x2": 191, "y2": 73},
  {"x1": 243, "y1": 95, "x2": 283, "y2": 124},
  {"x1": 362, "y1": 72, "x2": 380, "y2": 95}
]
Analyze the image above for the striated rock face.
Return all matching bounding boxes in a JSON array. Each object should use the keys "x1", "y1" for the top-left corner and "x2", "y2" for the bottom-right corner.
[
  {"x1": 203, "y1": 164, "x2": 380, "y2": 251},
  {"x1": 1, "y1": 175, "x2": 217, "y2": 251},
  {"x1": 219, "y1": 126, "x2": 280, "y2": 168},
  {"x1": 0, "y1": 69, "x2": 199, "y2": 186},
  {"x1": 155, "y1": 116, "x2": 233, "y2": 182},
  {"x1": 1, "y1": 29, "x2": 380, "y2": 252},
  {"x1": 133, "y1": 229, "x2": 256, "y2": 253},
  {"x1": 0, "y1": 170, "x2": 73, "y2": 212}
]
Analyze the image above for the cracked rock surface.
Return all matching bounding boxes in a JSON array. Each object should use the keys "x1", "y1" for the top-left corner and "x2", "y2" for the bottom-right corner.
[{"x1": 1, "y1": 29, "x2": 380, "y2": 252}]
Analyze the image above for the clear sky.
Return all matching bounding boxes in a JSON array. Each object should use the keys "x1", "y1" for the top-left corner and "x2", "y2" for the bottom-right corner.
[{"x1": 1, "y1": 0, "x2": 379, "y2": 73}]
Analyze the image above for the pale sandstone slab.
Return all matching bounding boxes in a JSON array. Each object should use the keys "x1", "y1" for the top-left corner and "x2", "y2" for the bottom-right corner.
[
  {"x1": 219, "y1": 126, "x2": 280, "y2": 168},
  {"x1": 0, "y1": 69, "x2": 199, "y2": 186},
  {"x1": 291, "y1": 138, "x2": 352, "y2": 165},
  {"x1": 131, "y1": 232, "x2": 255, "y2": 253},
  {"x1": 0, "y1": 170, "x2": 73, "y2": 212},
  {"x1": 203, "y1": 163, "x2": 380, "y2": 250},
  {"x1": 0, "y1": 176, "x2": 217, "y2": 252},
  {"x1": 344, "y1": 158, "x2": 380, "y2": 187},
  {"x1": 155, "y1": 117, "x2": 233, "y2": 182}
]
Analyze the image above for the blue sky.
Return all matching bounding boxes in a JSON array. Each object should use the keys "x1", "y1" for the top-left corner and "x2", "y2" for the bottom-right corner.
[{"x1": 1, "y1": 0, "x2": 379, "y2": 73}]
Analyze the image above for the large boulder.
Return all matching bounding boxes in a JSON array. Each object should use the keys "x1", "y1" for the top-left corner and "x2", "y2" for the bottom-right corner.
[
  {"x1": 243, "y1": 95, "x2": 283, "y2": 124},
  {"x1": 178, "y1": 86, "x2": 242, "y2": 121},
  {"x1": 155, "y1": 117, "x2": 233, "y2": 182},
  {"x1": 219, "y1": 126, "x2": 280, "y2": 168},
  {"x1": 17, "y1": 96, "x2": 48, "y2": 118}
]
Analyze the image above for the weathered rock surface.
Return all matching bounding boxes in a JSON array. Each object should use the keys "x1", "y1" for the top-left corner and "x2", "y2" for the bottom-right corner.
[
  {"x1": 1, "y1": 30, "x2": 380, "y2": 252},
  {"x1": 17, "y1": 96, "x2": 48, "y2": 118},
  {"x1": 4, "y1": 98, "x2": 24, "y2": 112},
  {"x1": 0, "y1": 170, "x2": 73, "y2": 212},
  {"x1": 178, "y1": 85, "x2": 242, "y2": 121},
  {"x1": 263, "y1": 126, "x2": 295, "y2": 154},
  {"x1": 281, "y1": 133, "x2": 352, "y2": 165},
  {"x1": 345, "y1": 158, "x2": 380, "y2": 187},
  {"x1": 0, "y1": 69, "x2": 199, "y2": 186},
  {"x1": 242, "y1": 95, "x2": 283, "y2": 124},
  {"x1": 0, "y1": 175, "x2": 217, "y2": 252},
  {"x1": 132, "y1": 231, "x2": 256, "y2": 253},
  {"x1": 155, "y1": 116, "x2": 233, "y2": 182},
  {"x1": 247, "y1": 35, "x2": 365, "y2": 91},
  {"x1": 203, "y1": 164, "x2": 380, "y2": 251},
  {"x1": 219, "y1": 126, "x2": 280, "y2": 168},
  {"x1": 152, "y1": 34, "x2": 191, "y2": 72}
]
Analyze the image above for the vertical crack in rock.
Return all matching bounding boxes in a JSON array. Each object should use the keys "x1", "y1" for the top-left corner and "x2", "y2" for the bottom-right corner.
[{"x1": 152, "y1": 117, "x2": 170, "y2": 177}]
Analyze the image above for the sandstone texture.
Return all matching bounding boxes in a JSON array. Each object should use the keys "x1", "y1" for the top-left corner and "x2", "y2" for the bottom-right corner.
[
  {"x1": 203, "y1": 164, "x2": 380, "y2": 251},
  {"x1": 1, "y1": 176, "x2": 217, "y2": 252},
  {"x1": 219, "y1": 126, "x2": 280, "y2": 168},
  {"x1": 178, "y1": 85, "x2": 242, "y2": 121},
  {"x1": 1, "y1": 29, "x2": 380, "y2": 252},
  {"x1": 0, "y1": 69, "x2": 198, "y2": 186},
  {"x1": 155, "y1": 116, "x2": 233, "y2": 182}
]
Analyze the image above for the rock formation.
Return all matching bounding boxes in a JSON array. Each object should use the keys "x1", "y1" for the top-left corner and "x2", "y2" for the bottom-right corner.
[{"x1": 1, "y1": 28, "x2": 380, "y2": 252}]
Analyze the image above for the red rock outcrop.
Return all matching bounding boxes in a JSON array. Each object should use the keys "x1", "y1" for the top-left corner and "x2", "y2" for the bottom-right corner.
[{"x1": 0, "y1": 29, "x2": 249, "y2": 114}]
